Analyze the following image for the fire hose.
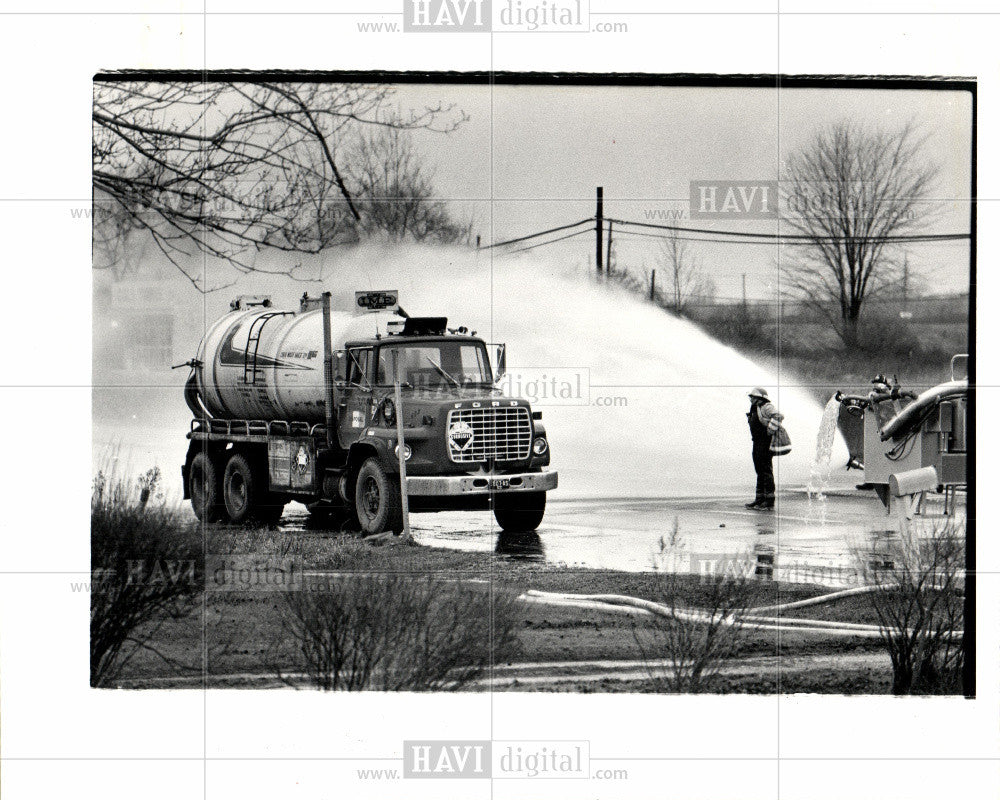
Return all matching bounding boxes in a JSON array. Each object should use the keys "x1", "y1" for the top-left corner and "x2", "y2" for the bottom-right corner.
[{"x1": 522, "y1": 587, "x2": 961, "y2": 640}]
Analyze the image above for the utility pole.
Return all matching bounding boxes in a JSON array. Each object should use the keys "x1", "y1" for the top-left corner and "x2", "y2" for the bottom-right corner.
[
  {"x1": 595, "y1": 186, "x2": 604, "y2": 277},
  {"x1": 606, "y1": 220, "x2": 613, "y2": 275},
  {"x1": 650, "y1": 269, "x2": 656, "y2": 302}
]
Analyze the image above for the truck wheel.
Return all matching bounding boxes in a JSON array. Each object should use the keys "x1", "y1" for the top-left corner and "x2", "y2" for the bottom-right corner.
[
  {"x1": 222, "y1": 452, "x2": 285, "y2": 525},
  {"x1": 189, "y1": 451, "x2": 224, "y2": 523},
  {"x1": 494, "y1": 491, "x2": 546, "y2": 532},
  {"x1": 354, "y1": 458, "x2": 403, "y2": 535}
]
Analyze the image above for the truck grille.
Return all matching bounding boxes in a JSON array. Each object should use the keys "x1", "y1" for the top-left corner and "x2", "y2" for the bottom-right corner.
[{"x1": 447, "y1": 406, "x2": 532, "y2": 463}]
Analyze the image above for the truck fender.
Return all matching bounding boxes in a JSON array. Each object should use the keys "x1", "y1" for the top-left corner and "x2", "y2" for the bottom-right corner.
[{"x1": 345, "y1": 439, "x2": 398, "y2": 498}]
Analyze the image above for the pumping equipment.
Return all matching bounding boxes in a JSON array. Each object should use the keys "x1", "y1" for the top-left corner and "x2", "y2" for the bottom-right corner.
[{"x1": 835, "y1": 355, "x2": 968, "y2": 515}]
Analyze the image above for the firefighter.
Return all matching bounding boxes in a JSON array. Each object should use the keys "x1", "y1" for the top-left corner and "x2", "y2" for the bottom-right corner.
[{"x1": 746, "y1": 387, "x2": 783, "y2": 510}]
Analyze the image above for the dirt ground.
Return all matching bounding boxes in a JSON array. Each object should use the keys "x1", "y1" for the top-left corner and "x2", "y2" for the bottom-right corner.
[{"x1": 103, "y1": 539, "x2": 901, "y2": 694}]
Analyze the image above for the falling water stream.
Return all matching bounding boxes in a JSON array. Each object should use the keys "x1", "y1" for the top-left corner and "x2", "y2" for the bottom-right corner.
[{"x1": 808, "y1": 395, "x2": 843, "y2": 501}]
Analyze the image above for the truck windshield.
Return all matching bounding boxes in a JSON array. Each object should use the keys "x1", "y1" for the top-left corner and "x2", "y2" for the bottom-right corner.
[{"x1": 376, "y1": 342, "x2": 492, "y2": 388}]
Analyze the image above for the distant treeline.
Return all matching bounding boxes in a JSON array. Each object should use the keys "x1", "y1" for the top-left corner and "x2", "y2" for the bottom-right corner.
[{"x1": 682, "y1": 294, "x2": 970, "y2": 326}]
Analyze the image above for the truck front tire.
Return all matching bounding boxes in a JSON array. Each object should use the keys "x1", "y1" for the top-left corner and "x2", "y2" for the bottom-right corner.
[
  {"x1": 354, "y1": 458, "x2": 404, "y2": 535},
  {"x1": 189, "y1": 451, "x2": 224, "y2": 523},
  {"x1": 223, "y1": 452, "x2": 285, "y2": 525},
  {"x1": 493, "y1": 491, "x2": 546, "y2": 532}
]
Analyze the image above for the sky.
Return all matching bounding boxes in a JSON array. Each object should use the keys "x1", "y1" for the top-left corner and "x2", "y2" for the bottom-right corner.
[{"x1": 394, "y1": 82, "x2": 972, "y2": 299}]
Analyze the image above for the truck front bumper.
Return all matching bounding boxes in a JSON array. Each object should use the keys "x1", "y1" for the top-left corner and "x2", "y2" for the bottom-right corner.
[{"x1": 406, "y1": 470, "x2": 558, "y2": 497}]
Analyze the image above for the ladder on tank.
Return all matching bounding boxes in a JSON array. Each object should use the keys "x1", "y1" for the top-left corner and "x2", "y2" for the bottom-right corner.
[{"x1": 243, "y1": 312, "x2": 292, "y2": 385}]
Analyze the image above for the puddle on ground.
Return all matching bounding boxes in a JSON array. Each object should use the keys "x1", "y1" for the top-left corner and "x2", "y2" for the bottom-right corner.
[{"x1": 276, "y1": 494, "x2": 965, "y2": 587}]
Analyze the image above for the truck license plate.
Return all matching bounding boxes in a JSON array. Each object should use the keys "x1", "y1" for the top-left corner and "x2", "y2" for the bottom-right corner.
[{"x1": 488, "y1": 478, "x2": 511, "y2": 491}]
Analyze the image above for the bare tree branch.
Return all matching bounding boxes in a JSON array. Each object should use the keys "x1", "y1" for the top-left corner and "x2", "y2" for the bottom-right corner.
[{"x1": 93, "y1": 81, "x2": 469, "y2": 289}]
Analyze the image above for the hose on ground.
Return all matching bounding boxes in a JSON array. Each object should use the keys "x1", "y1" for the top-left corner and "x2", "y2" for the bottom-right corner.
[
  {"x1": 522, "y1": 588, "x2": 961, "y2": 640},
  {"x1": 746, "y1": 585, "x2": 882, "y2": 614}
]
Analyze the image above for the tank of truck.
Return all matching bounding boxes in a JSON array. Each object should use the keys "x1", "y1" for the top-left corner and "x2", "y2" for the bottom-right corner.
[{"x1": 192, "y1": 305, "x2": 398, "y2": 423}]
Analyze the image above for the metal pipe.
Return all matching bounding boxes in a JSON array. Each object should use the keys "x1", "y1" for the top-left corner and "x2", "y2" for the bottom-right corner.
[
  {"x1": 321, "y1": 291, "x2": 336, "y2": 451},
  {"x1": 392, "y1": 349, "x2": 412, "y2": 539}
]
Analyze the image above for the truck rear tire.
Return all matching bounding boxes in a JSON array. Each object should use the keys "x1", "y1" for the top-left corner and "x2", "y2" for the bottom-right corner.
[
  {"x1": 354, "y1": 458, "x2": 403, "y2": 535},
  {"x1": 494, "y1": 491, "x2": 546, "y2": 532},
  {"x1": 223, "y1": 452, "x2": 285, "y2": 525},
  {"x1": 189, "y1": 451, "x2": 224, "y2": 523}
]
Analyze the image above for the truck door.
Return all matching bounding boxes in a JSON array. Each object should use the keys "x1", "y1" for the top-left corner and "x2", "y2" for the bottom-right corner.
[{"x1": 337, "y1": 347, "x2": 374, "y2": 447}]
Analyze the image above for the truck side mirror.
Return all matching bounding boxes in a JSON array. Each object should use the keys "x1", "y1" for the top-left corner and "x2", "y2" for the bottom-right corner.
[
  {"x1": 951, "y1": 354, "x2": 968, "y2": 381},
  {"x1": 334, "y1": 350, "x2": 347, "y2": 384},
  {"x1": 491, "y1": 343, "x2": 507, "y2": 381}
]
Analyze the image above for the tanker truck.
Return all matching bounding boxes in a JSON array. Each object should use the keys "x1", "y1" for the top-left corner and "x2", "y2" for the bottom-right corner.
[{"x1": 179, "y1": 290, "x2": 557, "y2": 535}]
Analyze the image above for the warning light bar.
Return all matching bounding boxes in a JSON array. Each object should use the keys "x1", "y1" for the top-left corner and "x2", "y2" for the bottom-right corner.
[{"x1": 402, "y1": 317, "x2": 448, "y2": 336}]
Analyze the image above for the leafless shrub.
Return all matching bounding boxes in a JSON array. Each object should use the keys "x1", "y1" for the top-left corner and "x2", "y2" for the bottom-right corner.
[
  {"x1": 280, "y1": 574, "x2": 520, "y2": 691},
  {"x1": 859, "y1": 519, "x2": 965, "y2": 695},
  {"x1": 90, "y1": 467, "x2": 202, "y2": 686},
  {"x1": 634, "y1": 524, "x2": 767, "y2": 692}
]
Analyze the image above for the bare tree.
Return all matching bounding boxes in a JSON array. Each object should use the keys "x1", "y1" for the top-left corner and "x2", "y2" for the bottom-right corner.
[
  {"x1": 93, "y1": 81, "x2": 467, "y2": 287},
  {"x1": 781, "y1": 121, "x2": 939, "y2": 346},
  {"x1": 347, "y1": 126, "x2": 473, "y2": 244},
  {"x1": 657, "y1": 228, "x2": 708, "y2": 313}
]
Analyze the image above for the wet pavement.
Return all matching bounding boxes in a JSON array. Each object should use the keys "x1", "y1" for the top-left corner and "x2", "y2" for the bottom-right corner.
[{"x1": 279, "y1": 487, "x2": 965, "y2": 587}]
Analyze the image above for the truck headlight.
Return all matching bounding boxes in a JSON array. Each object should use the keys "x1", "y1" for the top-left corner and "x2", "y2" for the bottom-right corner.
[
  {"x1": 532, "y1": 436, "x2": 548, "y2": 456},
  {"x1": 382, "y1": 398, "x2": 396, "y2": 426},
  {"x1": 394, "y1": 443, "x2": 412, "y2": 461}
]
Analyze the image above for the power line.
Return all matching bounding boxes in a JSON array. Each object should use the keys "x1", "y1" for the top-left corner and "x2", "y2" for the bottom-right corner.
[
  {"x1": 506, "y1": 227, "x2": 592, "y2": 254},
  {"x1": 612, "y1": 227, "x2": 797, "y2": 247},
  {"x1": 478, "y1": 218, "x2": 592, "y2": 249},
  {"x1": 482, "y1": 214, "x2": 971, "y2": 252},
  {"x1": 607, "y1": 216, "x2": 971, "y2": 244}
]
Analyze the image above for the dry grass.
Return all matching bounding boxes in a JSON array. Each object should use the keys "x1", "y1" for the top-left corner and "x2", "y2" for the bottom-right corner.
[
  {"x1": 857, "y1": 519, "x2": 966, "y2": 695},
  {"x1": 631, "y1": 522, "x2": 771, "y2": 693},
  {"x1": 90, "y1": 466, "x2": 202, "y2": 686},
  {"x1": 278, "y1": 574, "x2": 521, "y2": 691}
]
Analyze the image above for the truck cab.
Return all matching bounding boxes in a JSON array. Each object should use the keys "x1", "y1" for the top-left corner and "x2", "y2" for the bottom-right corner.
[{"x1": 333, "y1": 321, "x2": 555, "y2": 532}]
